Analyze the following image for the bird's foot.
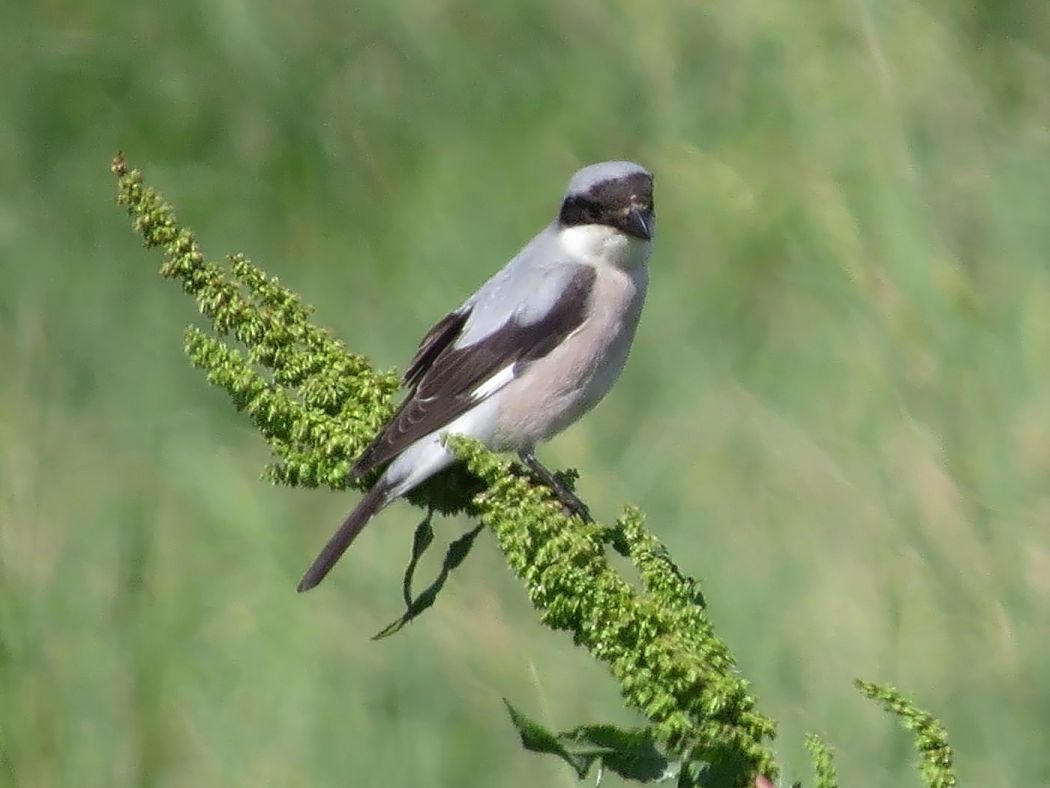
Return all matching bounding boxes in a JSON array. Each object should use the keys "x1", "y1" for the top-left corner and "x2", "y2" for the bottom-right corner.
[{"x1": 517, "y1": 450, "x2": 592, "y2": 522}]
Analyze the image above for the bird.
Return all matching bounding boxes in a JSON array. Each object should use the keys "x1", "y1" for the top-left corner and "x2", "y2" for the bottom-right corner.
[{"x1": 298, "y1": 160, "x2": 655, "y2": 592}]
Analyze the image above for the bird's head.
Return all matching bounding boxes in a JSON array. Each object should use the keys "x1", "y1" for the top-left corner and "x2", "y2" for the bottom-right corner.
[
  {"x1": 559, "y1": 161, "x2": 654, "y2": 240},
  {"x1": 557, "y1": 161, "x2": 654, "y2": 269}
]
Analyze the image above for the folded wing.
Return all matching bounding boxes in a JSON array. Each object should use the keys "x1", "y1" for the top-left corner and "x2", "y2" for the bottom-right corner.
[{"x1": 351, "y1": 263, "x2": 595, "y2": 477}]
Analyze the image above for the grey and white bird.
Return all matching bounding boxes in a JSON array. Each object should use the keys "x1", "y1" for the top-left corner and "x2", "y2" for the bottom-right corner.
[{"x1": 298, "y1": 160, "x2": 655, "y2": 591}]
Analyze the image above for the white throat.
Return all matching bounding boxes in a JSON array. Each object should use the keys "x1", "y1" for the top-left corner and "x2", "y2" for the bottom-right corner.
[{"x1": 557, "y1": 224, "x2": 652, "y2": 270}]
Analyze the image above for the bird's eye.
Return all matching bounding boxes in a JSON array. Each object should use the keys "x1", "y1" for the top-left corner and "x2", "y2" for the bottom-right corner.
[{"x1": 560, "y1": 195, "x2": 603, "y2": 226}]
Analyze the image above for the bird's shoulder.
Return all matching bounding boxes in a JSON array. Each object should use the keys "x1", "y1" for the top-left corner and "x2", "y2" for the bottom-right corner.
[{"x1": 460, "y1": 229, "x2": 593, "y2": 342}]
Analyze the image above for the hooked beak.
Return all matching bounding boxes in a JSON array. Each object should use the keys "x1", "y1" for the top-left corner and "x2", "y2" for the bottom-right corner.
[{"x1": 622, "y1": 206, "x2": 654, "y2": 240}]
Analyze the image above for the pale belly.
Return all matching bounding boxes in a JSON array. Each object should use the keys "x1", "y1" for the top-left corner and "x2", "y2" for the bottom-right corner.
[{"x1": 489, "y1": 263, "x2": 648, "y2": 450}]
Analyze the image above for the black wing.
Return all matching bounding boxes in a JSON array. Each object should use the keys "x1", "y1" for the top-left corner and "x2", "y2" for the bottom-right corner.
[
  {"x1": 350, "y1": 265, "x2": 595, "y2": 477},
  {"x1": 401, "y1": 309, "x2": 470, "y2": 389}
]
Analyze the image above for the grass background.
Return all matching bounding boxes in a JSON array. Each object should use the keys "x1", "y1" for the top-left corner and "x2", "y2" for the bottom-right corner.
[{"x1": 3, "y1": 0, "x2": 1050, "y2": 785}]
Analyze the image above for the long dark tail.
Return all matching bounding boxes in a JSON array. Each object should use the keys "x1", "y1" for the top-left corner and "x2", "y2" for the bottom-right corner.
[{"x1": 297, "y1": 483, "x2": 390, "y2": 592}]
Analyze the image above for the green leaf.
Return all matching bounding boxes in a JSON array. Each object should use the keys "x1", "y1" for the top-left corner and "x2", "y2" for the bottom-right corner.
[
  {"x1": 402, "y1": 510, "x2": 435, "y2": 608},
  {"x1": 669, "y1": 746, "x2": 753, "y2": 788},
  {"x1": 564, "y1": 724, "x2": 669, "y2": 782},
  {"x1": 504, "y1": 700, "x2": 596, "y2": 779},
  {"x1": 372, "y1": 521, "x2": 484, "y2": 640},
  {"x1": 505, "y1": 702, "x2": 672, "y2": 784}
]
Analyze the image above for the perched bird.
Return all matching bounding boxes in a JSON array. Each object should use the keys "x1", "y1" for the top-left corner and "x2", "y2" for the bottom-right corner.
[{"x1": 298, "y1": 161, "x2": 655, "y2": 591}]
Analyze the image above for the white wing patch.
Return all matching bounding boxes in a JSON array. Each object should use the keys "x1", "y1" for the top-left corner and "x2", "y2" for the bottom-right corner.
[{"x1": 469, "y1": 363, "x2": 517, "y2": 401}]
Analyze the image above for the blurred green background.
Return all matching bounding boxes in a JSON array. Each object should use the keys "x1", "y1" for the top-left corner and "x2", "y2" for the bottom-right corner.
[{"x1": 3, "y1": 0, "x2": 1050, "y2": 785}]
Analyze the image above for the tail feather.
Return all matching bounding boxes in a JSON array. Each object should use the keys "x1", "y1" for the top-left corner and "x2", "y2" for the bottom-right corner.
[{"x1": 297, "y1": 483, "x2": 389, "y2": 592}]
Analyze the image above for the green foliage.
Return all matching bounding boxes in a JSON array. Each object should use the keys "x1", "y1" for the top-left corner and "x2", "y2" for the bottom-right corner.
[
  {"x1": 452, "y1": 436, "x2": 777, "y2": 784},
  {"x1": 111, "y1": 153, "x2": 483, "y2": 514},
  {"x1": 505, "y1": 701, "x2": 670, "y2": 783},
  {"x1": 112, "y1": 153, "x2": 974, "y2": 788},
  {"x1": 113, "y1": 153, "x2": 778, "y2": 786},
  {"x1": 7, "y1": 2, "x2": 1050, "y2": 785},
  {"x1": 112, "y1": 153, "x2": 397, "y2": 490},
  {"x1": 856, "y1": 681, "x2": 956, "y2": 788},
  {"x1": 373, "y1": 515, "x2": 485, "y2": 640},
  {"x1": 803, "y1": 734, "x2": 838, "y2": 788}
]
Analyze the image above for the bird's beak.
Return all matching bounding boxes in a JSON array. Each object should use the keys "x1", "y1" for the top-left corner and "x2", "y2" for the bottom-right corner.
[{"x1": 622, "y1": 206, "x2": 654, "y2": 240}]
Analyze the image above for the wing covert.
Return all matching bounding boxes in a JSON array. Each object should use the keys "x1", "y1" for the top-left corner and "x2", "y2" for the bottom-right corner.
[{"x1": 350, "y1": 264, "x2": 595, "y2": 477}]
